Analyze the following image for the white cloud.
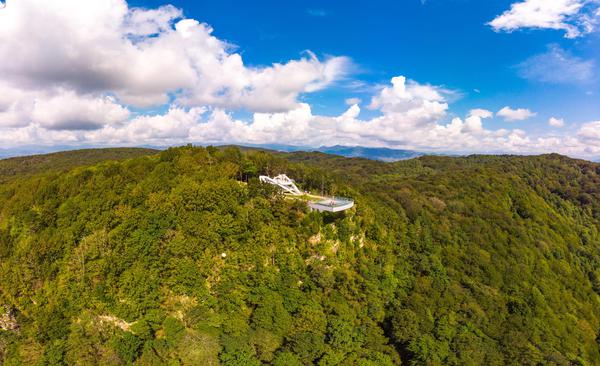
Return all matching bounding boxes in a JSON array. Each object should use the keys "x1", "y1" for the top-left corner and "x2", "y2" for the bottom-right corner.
[
  {"x1": 1, "y1": 75, "x2": 600, "y2": 158},
  {"x1": 32, "y1": 91, "x2": 130, "y2": 130},
  {"x1": 178, "y1": 86, "x2": 592, "y2": 157},
  {"x1": 578, "y1": 121, "x2": 600, "y2": 140},
  {"x1": 368, "y1": 76, "x2": 448, "y2": 127},
  {"x1": 0, "y1": 0, "x2": 349, "y2": 112},
  {"x1": 87, "y1": 107, "x2": 206, "y2": 144},
  {"x1": 549, "y1": 117, "x2": 566, "y2": 127},
  {"x1": 179, "y1": 47, "x2": 350, "y2": 112},
  {"x1": 497, "y1": 106, "x2": 537, "y2": 121},
  {"x1": 488, "y1": 0, "x2": 600, "y2": 38},
  {"x1": 124, "y1": 5, "x2": 182, "y2": 37},
  {"x1": 345, "y1": 98, "x2": 362, "y2": 106},
  {"x1": 0, "y1": 83, "x2": 34, "y2": 128},
  {"x1": 469, "y1": 109, "x2": 494, "y2": 119},
  {"x1": 339, "y1": 104, "x2": 361, "y2": 120},
  {"x1": 0, "y1": 83, "x2": 129, "y2": 130},
  {"x1": 517, "y1": 45, "x2": 594, "y2": 84},
  {"x1": 0, "y1": 0, "x2": 599, "y2": 159}
]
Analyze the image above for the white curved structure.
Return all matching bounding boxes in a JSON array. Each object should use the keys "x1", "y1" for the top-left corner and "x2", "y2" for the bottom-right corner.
[
  {"x1": 259, "y1": 174, "x2": 303, "y2": 196},
  {"x1": 309, "y1": 197, "x2": 354, "y2": 212}
]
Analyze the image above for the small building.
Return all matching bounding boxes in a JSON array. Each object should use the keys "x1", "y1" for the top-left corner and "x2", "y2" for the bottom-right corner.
[{"x1": 309, "y1": 197, "x2": 354, "y2": 213}]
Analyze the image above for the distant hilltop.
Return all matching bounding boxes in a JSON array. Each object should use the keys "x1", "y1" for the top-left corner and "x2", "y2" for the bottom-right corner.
[
  {"x1": 243, "y1": 144, "x2": 423, "y2": 162},
  {"x1": 314, "y1": 145, "x2": 421, "y2": 162},
  {"x1": 4, "y1": 143, "x2": 597, "y2": 163},
  {"x1": 0, "y1": 144, "x2": 421, "y2": 162}
]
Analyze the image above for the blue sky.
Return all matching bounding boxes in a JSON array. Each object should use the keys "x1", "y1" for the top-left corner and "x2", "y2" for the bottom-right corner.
[
  {"x1": 0, "y1": 0, "x2": 599, "y2": 157},
  {"x1": 129, "y1": 0, "x2": 599, "y2": 120}
]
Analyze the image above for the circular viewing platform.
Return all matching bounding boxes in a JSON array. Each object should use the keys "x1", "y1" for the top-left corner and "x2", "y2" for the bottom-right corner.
[{"x1": 308, "y1": 197, "x2": 354, "y2": 213}]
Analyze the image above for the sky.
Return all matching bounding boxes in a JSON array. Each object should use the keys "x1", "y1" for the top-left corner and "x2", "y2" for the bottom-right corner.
[{"x1": 0, "y1": 0, "x2": 599, "y2": 157}]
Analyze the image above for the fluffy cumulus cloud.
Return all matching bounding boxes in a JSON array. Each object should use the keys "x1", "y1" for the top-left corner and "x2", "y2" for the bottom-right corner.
[
  {"x1": 160, "y1": 81, "x2": 596, "y2": 157},
  {"x1": 489, "y1": 0, "x2": 600, "y2": 38},
  {"x1": 0, "y1": 84, "x2": 130, "y2": 130},
  {"x1": 578, "y1": 121, "x2": 600, "y2": 141},
  {"x1": 32, "y1": 92, "x2": 130, "y2": 131},
  {"x1": 497, "y1": 106, "x2": 537, "y2": 121},
  {"x1": 0, "y1": 0, "x2": 599, "y2": 158},
  {"x1": 0, "y1": 0, "x2": 349, "y2": 111},
  {"x1": 549, "y1": 117, "x2": 566, "y2": 127}
]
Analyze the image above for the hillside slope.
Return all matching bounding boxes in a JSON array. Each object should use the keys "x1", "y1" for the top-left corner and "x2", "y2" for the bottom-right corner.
[
  {"x1": 1, "y1": 146, "x2": 600, "y2": 365},
  {"x1": 0, "y1": 148, "x2": 158, "y2": 183}
]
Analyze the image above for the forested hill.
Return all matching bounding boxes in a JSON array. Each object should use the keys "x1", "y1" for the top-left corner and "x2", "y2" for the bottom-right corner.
[
  {"x1": 0, "y1": 148, "x2": 158, "y2": 183},
  {"x1": 1, "y1": 146, "x2": 600, "y2": 365}
]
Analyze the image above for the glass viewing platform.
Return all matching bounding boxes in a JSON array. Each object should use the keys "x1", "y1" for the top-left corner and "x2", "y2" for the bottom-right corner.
[{"x1": 308, "y1": 197, "x2": 354, "y2": 213}]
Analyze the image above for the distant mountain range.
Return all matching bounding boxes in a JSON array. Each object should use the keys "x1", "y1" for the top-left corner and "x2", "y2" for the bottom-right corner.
[
  {"x1": 0, "y1": 145, "x2": 79, "y2": 159},
  {"x1": 3, "y1": 144, "x2": 596, "y2": 163},
  {"x1": 313, "y1": 145, "x2": 422, "y2": 161},
  {"x1": 234, "y1": 144, "x2": 423, "y2": 162},
  {"x1": 0, "y1": 144, "x2": 422, "y2": 162}
]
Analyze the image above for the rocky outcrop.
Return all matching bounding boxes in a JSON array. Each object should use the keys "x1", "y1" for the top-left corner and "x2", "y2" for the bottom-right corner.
[{"x1": 0, "y1": 306, "x2": 18, "y2": 331}]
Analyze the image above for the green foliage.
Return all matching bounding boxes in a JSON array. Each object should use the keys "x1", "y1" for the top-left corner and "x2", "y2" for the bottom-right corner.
[
  {"x1": 111, "y1": 332, "x2": 142, "y2": 364},
  {"x1": 0, "y1": 147, "x2": 157, "y2": 183},
  {"x1": 1, "y1": 147, "x2": 600, "y2": 365}
]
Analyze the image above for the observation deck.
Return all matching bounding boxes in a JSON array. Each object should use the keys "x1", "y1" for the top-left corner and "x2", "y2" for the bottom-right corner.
[
  {"x1": 259, "y1": 174, "x2": 354, "y2": 213},
  {"x1": 308, "y1": 197, "x2": 354, "y2": 213}
]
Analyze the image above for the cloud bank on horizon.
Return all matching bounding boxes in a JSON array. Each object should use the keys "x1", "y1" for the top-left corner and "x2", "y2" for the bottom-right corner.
[{"x1": 0, "y1": 0, "x2": 599, "y2": 157}]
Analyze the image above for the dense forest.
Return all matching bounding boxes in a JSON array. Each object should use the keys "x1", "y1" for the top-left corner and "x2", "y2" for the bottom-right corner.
[
  {"x1": 0, "y1": 148, "x2": 158, "y2": 184},
  {"x1": 1, "y1": 145, "x2": 600, "y2": 365}
]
